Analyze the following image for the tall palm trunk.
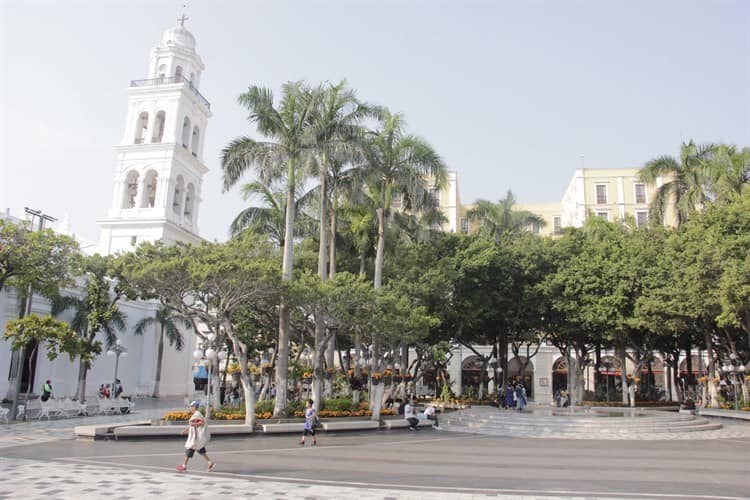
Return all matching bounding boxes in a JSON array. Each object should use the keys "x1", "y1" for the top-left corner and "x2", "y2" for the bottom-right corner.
[
  {"x1": 374, "y1": 208, "x2": 387, "y2": 289},
  {"x1": 316, "y1": 165, "x2": 334, "y2": 399},
  {"x1": 369, "y1": 207, "x2": 388, "y2": 420},
  {"x1": 274, "y1": 159, "x2": 297, "y2": 417},
  {"x1": 152, "y1": 326, "x2": 165, "y2": 398}
]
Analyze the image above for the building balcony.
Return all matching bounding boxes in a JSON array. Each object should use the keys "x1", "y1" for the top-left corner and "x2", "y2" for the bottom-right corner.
[{"x1": 130, "y1": 76, "x2": 211, "y2": 110}]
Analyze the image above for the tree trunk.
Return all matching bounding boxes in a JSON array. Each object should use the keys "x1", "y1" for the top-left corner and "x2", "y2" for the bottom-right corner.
[
  {"x1": 312, "y1": 320, "x2": 325, "y2": 410},
  {"x1": 329, "y1": 205, "x2": 338, "y2": 277},
  {"x1": 211, "y1": 360, "x2": 221, "y2": 409},
  {"x1": 76, "y1": 359, "x2": 88, "y2": 403},
  {"x1": 273, "y1": 159, "x2": 297, "y2": 417},
  {"x1": 619, "y1": 347, "x2": 629, "y2": 405},
  {"x1": 239, "y1": 367, "x2": 255, "y2": 427},
  {"x1": 152, "y1": 327, "x2": 165, "y2": 398},
  {"x1": 274, "y1": 303, "x2": 291, "y2": 417},
  {"x1": 705, "y1": 331, "x2": 720, "y2": 409},
  {"x1": 374, "y1": 208, "x2": 386, "y2": 289}
]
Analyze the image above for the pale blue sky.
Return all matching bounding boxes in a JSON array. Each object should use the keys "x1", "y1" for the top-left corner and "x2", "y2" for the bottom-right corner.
[{"x1": 1, "y1": 0, "x2": 748, "y2": 244}]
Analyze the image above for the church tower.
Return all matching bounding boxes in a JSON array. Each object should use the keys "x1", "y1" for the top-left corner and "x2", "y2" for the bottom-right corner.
[{"x1": 98, "y1": 18, "x2": 211, "y2": 255}]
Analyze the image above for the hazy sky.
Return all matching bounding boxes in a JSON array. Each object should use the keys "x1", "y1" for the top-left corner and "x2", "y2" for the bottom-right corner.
[{"x1": 1, "y1": 0, "x2": 748, "y2": 244}]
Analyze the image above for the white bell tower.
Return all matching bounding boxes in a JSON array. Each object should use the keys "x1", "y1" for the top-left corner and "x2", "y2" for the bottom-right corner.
[{"x1": 98, "y1": 17, "x2": 211, "y2": 255}]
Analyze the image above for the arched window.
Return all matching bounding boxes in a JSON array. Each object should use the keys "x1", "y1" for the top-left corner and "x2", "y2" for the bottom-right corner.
[
  {"x1": 140, "y1": 170, "x2": 158, "y2": 208},
  {"x1": 175, "y1": 65, "x2": 183, "y2": 82},
  {"x1": 134, "y1": 112, "x2": 148, "y2": 144},
  {"x1": 184, "y1": 183, "x2": 195, "y2": 221},
  {"x1": 173, "y1": 175, "x2": 184, "y2": 214},
  {"x1": 158, "y1": 64, "x2": 166, "y2": 80},
  {"x1": 181, "y1": 117, "x2": 191, "y2": 148},
  {"x1": 191, "y1": 126, "x2": 200, "y2": 156},
  {"x1": 508, "y1": 356, "x2": 535, "y2": 398},
  {"x1": 122, "y1": 171, "x2": 140, "y2": 208},
  {"x1": 153, "y1": 111, "x2": 166, "y2": 143}
]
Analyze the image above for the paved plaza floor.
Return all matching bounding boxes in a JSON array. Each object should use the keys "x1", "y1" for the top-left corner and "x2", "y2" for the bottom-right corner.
[{"x1": 0, "y1": 401, "x2": 748, "y2": 499}]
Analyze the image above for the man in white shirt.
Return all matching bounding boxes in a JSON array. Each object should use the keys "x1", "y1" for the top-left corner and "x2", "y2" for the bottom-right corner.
[
  {"x1": 404, "y1": 399, "x2": 419, "y2": 430},
  {"x1": 423, "y1": 405, "x2": 440, "y2": 429}
]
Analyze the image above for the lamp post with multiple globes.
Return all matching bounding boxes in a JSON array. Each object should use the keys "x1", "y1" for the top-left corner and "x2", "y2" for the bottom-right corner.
[
  {"x1": 193, "y1": 333, "x2": 227, "y2": 419},
  {"x1": 107, "y1": 339, "x2": 128, "y2": 400}
]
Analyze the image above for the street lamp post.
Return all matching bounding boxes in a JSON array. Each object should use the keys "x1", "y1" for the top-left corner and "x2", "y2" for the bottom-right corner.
[
  {"x1": 106, "y1": 339, "x2": 128, "y2": 400},
  {"x1": 193, "y1": 333, "x2": 227, "y2": 420}
]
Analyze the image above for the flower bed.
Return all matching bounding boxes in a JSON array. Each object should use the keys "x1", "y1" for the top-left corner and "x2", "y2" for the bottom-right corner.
[
  {"x1": 582, "y1": 401, "x2": 681, "y2": 408},
  {"x1": 164, "y1": 406, "x2": 395, "y2": 421}
]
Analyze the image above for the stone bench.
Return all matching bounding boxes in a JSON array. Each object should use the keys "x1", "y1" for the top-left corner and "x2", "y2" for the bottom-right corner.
[
  {"x1": 382, "y1": 418, "x2": 434, "y2": 430},
  {"x1": 74, "y1": 420, "x2": 152, "y2": 439},
  {"x1": 322, "y1": 420, "x2": 380, "y2": 432},
  {"x1": 114, "y1": 424, "x2": 253, "y2": 438},
  {"x1": 261, "y1": 422, "x2": 303, "y2": 434}
]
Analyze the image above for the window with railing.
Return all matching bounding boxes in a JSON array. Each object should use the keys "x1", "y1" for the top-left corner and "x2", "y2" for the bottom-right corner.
[
  {"x1": 460, "y1": 217, "x2": 468, "y2": 234},
  {"x1": 596, "y1": 211, "x2": 609, "y2": 221},
  {"x1": 636, "y1": 210, "x2": 648, "y2": 228},
  {"x1": 634, "y1": 183, "x2": 647, "y2": 204},
  {"x1": 595, "y1": 184, "x2": 608, "y2": 205},
  {"x1": 429, "y1": 188, "x2": 440, "y2": 207}
]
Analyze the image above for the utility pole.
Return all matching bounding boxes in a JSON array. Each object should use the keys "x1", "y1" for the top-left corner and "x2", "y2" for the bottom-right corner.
[{"x1": 9, "y1": 208, "x2": 57, "y2": 421}]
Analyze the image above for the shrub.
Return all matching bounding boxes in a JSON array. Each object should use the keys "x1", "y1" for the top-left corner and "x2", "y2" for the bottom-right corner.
[
  {"x1": 323, "y1": 398, "x2": 354, "y2": 412},
  {"x1": 254, "y1": 399, "x2": 275, "y2": 414},
  {"x1": 285, "y1": 399, "x2": 305, "y2": 415}
]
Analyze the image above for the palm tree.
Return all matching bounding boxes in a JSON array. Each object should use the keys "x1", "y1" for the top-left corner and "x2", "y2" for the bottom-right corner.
[
  {"x1": 466, "y1": 190, "x2": 546, "y2": 241},
  {"x1": 221, "y1": 81, "x2": 317, "y2": 417},
  {"x1": 638, "y1": 141, "x2": 716, "y2": 227},
  {"x1": 305, "y1": 81, "x2": 381, "y2": 403},
  {"x1": 230, "y1": 180, "x2": 317, "y2": 245},
  {"x1": 133, "y1": 306, "x2": 190, "y2": 398},
  {"x1": 52, "y1": 288, "x2": 126, "y2": 402},
  {"x1": 362, "y1": 110, "x2": 448, "y2": 289},
  {"x1": 359, "y1": 109, "x2": 447, "y2": 418},
  {"x1": 706, "y1": 144, "x2": 750, "y2": 200}
]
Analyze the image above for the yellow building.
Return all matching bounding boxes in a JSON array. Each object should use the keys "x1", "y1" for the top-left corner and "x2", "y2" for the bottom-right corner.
[{"x1": 437, "y1": 168, "x2": 675, "y2": 238}]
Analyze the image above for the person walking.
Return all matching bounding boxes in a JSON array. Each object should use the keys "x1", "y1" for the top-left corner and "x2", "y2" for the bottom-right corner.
[
  {"x1": 299, "y1": 398, "x2": 318, "y2": 446},
  {"x1": 177, "y1": 401, "x2": 216, "y2": 472},
  {"x1": 41, "y1": 380, "x2": 53, "y2": 402},
  {"x1": 404, "y1": 398, "x2": 419, "y2": 430},
  {"x1": 515, "y1": 383, "x2": 527, "y2": 412},
  {"x1": 504, "y1": 384, "x2": 514, "y2": 410}
]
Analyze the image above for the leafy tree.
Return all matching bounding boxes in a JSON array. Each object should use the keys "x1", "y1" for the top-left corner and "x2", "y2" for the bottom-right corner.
[
  {"x1": 4, "y1": 314, "x2": 88, "y2": 418},
  {"x1": 53, "y1": 254, "x2": 127, "y2": 402},
  {"x1": 0, "y1": 218, "x2": 79, "y2": 294},
  {"x1": 0, "y1": 218, "x2": 79, "y2": 401},
  {"x1": 133, "y1": 306, "x2": 191, "y2": 398},
  {"x1": 120, "y1": 235, "x2": 281, "y2": 424}
]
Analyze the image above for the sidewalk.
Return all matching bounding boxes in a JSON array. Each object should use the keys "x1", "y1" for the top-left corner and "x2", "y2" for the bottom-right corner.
[{"x1": 0, "y1": 396, "x2": 185, "y2": 449}]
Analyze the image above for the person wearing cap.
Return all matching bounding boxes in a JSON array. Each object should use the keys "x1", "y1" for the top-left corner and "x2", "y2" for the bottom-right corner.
[{"x1": 177, "y1": 401, "x2": 216, "y2": 472}]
